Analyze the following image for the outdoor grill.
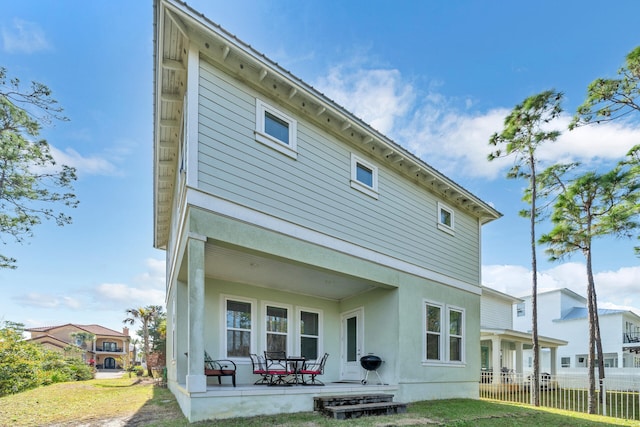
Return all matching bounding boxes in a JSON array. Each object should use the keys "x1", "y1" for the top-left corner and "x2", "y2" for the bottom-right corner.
[{"x1": 360, "y1": 354, "x2": 385, "y2": 385}]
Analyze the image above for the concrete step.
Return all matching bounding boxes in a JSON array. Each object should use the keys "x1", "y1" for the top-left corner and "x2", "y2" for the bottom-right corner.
[
  {"x1": 323, "y1": 401, "x2": 408, "y2": 420},
  {"x1": 313, "y1": 394, "x2": 394, "y2": 411}
]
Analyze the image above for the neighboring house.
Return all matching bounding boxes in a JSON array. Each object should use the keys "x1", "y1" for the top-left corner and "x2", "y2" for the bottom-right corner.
[
  {"x1": 153, "y1": 0, "x2": 501, "y2": 421},
  {"x1": 26, "y1": 324, "x2": 131, "y2": 369},
  {"x1": 480, "y1": 287, "x2": 566, "y2": 384},
  {"x1": 512, "y1": 288, "x2": 640, "y2": 372}
]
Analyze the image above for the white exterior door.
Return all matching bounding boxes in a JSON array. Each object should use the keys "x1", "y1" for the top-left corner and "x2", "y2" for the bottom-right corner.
[{"x1": 340, "y1": 307, "x2": 364, "y2": 381}]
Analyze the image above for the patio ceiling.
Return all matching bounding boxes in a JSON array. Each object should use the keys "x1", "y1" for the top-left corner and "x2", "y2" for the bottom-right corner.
[{"x1": 203, "y1": 244, "x2": 386, "y2": 301}]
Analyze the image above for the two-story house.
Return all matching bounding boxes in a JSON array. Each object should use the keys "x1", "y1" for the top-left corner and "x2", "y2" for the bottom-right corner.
[
  {"x1": 512, "y1": 288, "x2": 640, "y2": 373},
  {"x1": 480, "y1": 287, "x2": 566, "y2": 385},
  {"x1": 153, "y1": 0, "x2": 501, "y2": 421},
  {"x1": 26, "y1": 324, "x2": 130, "y2": 369}
]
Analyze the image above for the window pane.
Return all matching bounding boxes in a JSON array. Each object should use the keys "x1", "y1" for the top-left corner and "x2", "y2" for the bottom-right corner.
[
  {"x1": 265, "y1": 111, "x2": 289, "y2": 144},
  {"x1": 300, "y1": 311, "x2": 318, "y2": 335},
  {"x1": 449, "y1": 336, "x2": 461, "y2": 361},
  {"x1": 267, "y1": 333, "x2": 287, "y2": 352},
  {"x1": 227, "y1": 330, "x2": 250, "y2": 357},
  {"x1": 440, "y1": 209, "x2": 452, "y2": 226},
  {"x1": 227, "y1": 301, "x2": 251, "y2": 329},
  {"x1": 427, "y1": 305, "x2": 440, "y2": 332},
  {"x1": 347, "y1": 317, "x2": 357, "y2": 362},
  {"x1": 449, "y1": 310, "x2": 461, "y2": 335},
  {"x1": 426, "y1": 333, "x2": 440, "y2": 360},
  {"x1": 356, "y1": 163, "x2": 373, "y2": 187},
  {"x1": 301, "y1": 337, "x2": 318, "y2": 359},
  {"x1": 266, "y1": 306, "x2": 288, "y2": 333}
]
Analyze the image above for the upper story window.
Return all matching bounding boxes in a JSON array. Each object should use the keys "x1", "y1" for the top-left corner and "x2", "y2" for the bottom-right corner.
[
  {"x1": 350, "y1": 153, "x2": 379, "y2": 199},
  {"x1": 255, "y1": 99, "x2": 297, "y2": 159},
  {"x1": 516, "y1": 303, "x2": 525, "y2": 317},
  {"x1": 437, "y1": 202, "x2": 455, "y2": 235}
]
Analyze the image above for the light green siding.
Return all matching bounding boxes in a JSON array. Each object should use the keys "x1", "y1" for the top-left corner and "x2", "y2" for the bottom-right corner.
[{"x1": 197, "y1": 58, "x2": 480, "y2": 286}]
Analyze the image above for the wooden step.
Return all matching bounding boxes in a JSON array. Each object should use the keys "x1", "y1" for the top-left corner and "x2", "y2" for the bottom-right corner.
[
  {"x1": 323, "y1": 402, "x2": 407, "y2": 419},
  {"x1": 314, "y1": 394, "x2": 394, "y2": 411}
]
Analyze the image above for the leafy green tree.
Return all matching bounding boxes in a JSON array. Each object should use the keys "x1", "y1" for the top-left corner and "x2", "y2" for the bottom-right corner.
[
  {"x1": 538, "y1": 147, "x2": 640, "y2": 413},
  {"x1": 0, "y1": 67, "x2": 78, "y2": 269},
  {"x1": 124, "y1": 305, "x2": 163, "y2": 376},
  {"x1": 488, "y1": 90, "x2": 563, "y2": 406},
  {"x1": 69, "y1": 331, "x2": 95, "y2": 350},
  {"x1": 571, "y1": 46, "x2": 639, "y2": 128},
  {"x1": 0, "y1": 321, "x2": 94, "y2": 396}
]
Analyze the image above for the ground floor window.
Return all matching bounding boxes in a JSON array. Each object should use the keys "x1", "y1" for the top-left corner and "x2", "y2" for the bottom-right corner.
[
  {"x1": 222, "y1": 295, "x2": 323, "y2": 360},
  {"x1": 561, "y1": 357, "x2": 570, "y2": 368},
  {"x1": 225, "y1": 297, "x2": 254, "y2": 358},
  {"x1": 424, "y1": 300, "x2": 465, "y2": 364}
]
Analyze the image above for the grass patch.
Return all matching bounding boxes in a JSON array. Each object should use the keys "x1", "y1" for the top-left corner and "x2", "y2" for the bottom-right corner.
[{"x1": 1, "y1": 378, "x2": 639, "y2": 426}]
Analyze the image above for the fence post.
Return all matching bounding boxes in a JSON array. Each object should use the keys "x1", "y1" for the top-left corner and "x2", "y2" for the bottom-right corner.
[{"x1": 601, "y1": 378, "x2": 606, "y2": 417}]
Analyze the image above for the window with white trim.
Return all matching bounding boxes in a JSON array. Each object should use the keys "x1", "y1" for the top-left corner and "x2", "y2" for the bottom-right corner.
[
  {"x1": 265, "y1": 304, "x2": 289, "y2": 353},
  {"x1": 255, "y1": 99, "x2": 297, "y2": 159},
  {"x1": 424, "y1": 301, "x2": 465, "y2": 364},
  {"x1": 298, "y1": 309, "x2": 321, "y2": 360},
  {"x1": 516, "y1": 303, "x2": 525, "y2": 317},
  {"x1": 448, "y1": 308, "x2": 463, "y2": 362},
  {"x1": 437, "y1": 202, "x2": 454, "y2": 235},
  {"x1": 350, "y1": 153, "x2": 378, "y2": 199},
  {"x1": 225, "y1": 298, "x2": 253, "y2": 357},
  {"x1": 426, "y1": 303, "x2": 442, "y2": 361},
  {"x1": 561, "y1": 357, "x2": 570, "y2": 368}
]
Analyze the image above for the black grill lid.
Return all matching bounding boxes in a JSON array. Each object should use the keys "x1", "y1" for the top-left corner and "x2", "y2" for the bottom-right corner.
[{"x1": 360, "y1": 354, "x2": 382, "y2": 370}]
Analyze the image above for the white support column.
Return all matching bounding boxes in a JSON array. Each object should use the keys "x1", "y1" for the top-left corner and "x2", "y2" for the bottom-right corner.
[
  {"x1": 515, "y1": 341, "x2": 524, "y2": 374},
  {"x1": 550, "y1": 347, "x2": 557, "y2": 375},
  {"x1": 491, "y1": 336, "x2": 502, "y2": 384},
  {"x1": 186, "y1": 232, "x2": 207, "y2": 393}
]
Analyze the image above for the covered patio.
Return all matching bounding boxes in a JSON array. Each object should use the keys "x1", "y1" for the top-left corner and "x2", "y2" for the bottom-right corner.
[{"x1": 480, "y1": 328, "x2": 567, "y2": 385}]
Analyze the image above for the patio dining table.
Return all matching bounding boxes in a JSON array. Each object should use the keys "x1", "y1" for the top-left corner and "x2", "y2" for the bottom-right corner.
[{"x1": 286, "y1": 356, "x2": 306, "y2": 385}]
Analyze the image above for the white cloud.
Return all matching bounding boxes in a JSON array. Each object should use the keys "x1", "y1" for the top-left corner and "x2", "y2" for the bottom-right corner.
[
  {"x1": 91, "y1": 257, "x2": 166, "y2": 308},
  {"x1": 316, "y1": 66, "x2": 415, "y2": 135},
  {"x1": 13, "y1": 292, "x2": 81, "y2": 309},
  {"x1": 313, "y1": 62, "x2": 640, "y2": 181},
  {"x1": 483, "y1": 263, "x2": 640, "y2": 316},
  {"x1": 2, "y1": 19, "x2": 51, "y2": 54},
  {"x1": 49, "y1": 146, "x2": 118, "y2": 176}
]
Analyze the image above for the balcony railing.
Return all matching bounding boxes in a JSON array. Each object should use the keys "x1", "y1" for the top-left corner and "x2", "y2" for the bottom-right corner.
[
  {"x1": 95, "y1": 348, "x2": 125, "y2": 353},
  {"x1": 623, "y1": 333, "x2": 640, "y2": 344}
]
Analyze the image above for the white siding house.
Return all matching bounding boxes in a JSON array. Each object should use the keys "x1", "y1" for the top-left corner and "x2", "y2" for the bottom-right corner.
[
  {"x1": 513, "y1": 288, "x2": 640, "y2": 373},
  {"x1": 153, "y1": 0, "x2": 501, "y2": 421},
  {"x1": 480, "y1": 287, "x2": 566, "y2": 384}
]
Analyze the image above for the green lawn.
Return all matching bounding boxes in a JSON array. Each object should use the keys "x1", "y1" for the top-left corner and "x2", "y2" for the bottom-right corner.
[{"x1": 1, "y1": 376, "x2": 639, "y2": 426}]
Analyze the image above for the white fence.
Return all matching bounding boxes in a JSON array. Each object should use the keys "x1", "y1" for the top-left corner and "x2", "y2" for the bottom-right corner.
[{"x1": 479, "y1": 372, "x2": 640, "y2": 421}]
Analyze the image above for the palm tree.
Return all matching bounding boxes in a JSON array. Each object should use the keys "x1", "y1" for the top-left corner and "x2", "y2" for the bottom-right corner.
[{"x1": 123, "y1": 305, "x2": 162, "y2": 377}]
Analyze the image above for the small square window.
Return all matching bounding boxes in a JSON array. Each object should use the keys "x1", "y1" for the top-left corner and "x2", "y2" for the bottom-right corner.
[
  {"x1": 437, "y1": 202, "x2": 454, "y2": 235},
  {"x1": 350, "y1": 153, "x2": 378, "y2": 199},
  {"x1": 255, "y1": 99, "x2": 297, "y2": 159},
  {"x1": 561, "y1": 357, "x2": 570, "y2": 368}
]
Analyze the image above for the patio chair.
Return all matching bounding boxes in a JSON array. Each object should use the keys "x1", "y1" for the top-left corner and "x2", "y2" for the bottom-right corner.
[
  {"x1": 250, "y1": 353, "x2": 270, "y2": 385},
  {"x1": 300, "y1": 353, "x2": 329, "y2": 386},
  {"x1": 264, "y1": 351, "x2": 292, "y2": 385},
  {"x1": 204, "y1": 352, "x2": 236, "y2": 387}
]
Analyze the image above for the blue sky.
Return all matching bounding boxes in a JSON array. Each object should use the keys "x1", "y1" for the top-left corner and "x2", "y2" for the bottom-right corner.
[{"x1": 1, "y1": 0, "x2": 639, "y2": 336}]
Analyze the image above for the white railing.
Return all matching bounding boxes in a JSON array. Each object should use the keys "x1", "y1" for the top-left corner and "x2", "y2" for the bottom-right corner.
[{"x1": 479, "y1": 372, "x2": 640, "y2": 421}]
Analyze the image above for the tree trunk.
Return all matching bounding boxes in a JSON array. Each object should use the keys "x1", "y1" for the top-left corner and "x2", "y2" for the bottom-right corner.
[
  {"x1": 587, "y1": 247, "x2": 605, "y2": 405},
  {"x1": 530, "y1": 155, "x2": 540, "y2": 407},
  {"x1": 586, "y1": 246, "x2": 597, "y2": 413}
]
